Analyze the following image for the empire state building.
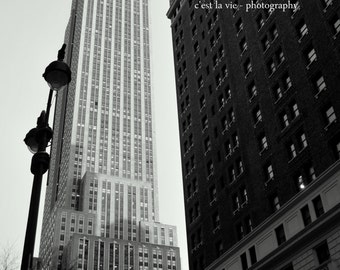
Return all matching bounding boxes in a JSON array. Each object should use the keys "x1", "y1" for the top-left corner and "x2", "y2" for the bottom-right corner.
[{"x1": 39, "y1": 1, "x2": 180, "y2": 269}]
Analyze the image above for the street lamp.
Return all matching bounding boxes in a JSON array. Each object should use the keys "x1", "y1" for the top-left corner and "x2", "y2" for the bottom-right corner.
[{"x1": 21, "y1": 44, "x2": 71, "y2": 270}]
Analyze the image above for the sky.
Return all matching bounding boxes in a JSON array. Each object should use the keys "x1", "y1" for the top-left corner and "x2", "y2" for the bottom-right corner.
[{"x1": 0, "y1": 1, "x2": 188, "y2": 269}]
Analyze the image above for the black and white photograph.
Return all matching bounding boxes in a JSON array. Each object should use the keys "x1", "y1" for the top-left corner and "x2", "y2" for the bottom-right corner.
[{"x1": 0, "y1": 0, "x2": 340, "y2": 270}]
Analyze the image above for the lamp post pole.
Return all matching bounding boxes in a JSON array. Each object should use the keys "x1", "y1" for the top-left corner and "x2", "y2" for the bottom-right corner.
[{"x1": 21, "y1": 45, "x2": 71, "y2": 270}]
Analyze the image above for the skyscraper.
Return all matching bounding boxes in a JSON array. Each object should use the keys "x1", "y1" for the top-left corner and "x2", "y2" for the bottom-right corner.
[
  {"x1": 167, "y1": 0, "x2": 340, "y2": 269},
  {"x1": 39, "y1": 1, "x2": 180, "y2": 269}
]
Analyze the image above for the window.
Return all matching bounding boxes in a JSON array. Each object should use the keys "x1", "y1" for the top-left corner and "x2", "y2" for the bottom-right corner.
[
  {"x1": 240, "y1": 38, "x2": 247, "y2": 53},
  {"x1": 276, "y1": 47, "x2": 285, "y2": 64},
  {"x1": 313, "y1": 195, "x2": 324, "y2": 218},
  {"x1": 218, "y1": 94, "x2": 225, "y2": 109},
  {"x1": 267, "y1": 58, "x2": 276, "y2": 75},
  {"x1": 314, "y1": 241, "x2": 330, "y2": 264},
  {"x1": 288, "y1": 142, "x2": 297, "y2": 159},
  {"x1": 295, "y1": 174, "x2": 306, "y2": 191},
  {"x1": 199, "y1": 95, "x2": 206, "y2": 110},
  {"x1": 249, "y1": 246, "x2": 257, "y2": 265},
  {"x1": 334, "y1": 140, "x2": 340, "y2": 159},
  {"x1": 240, "y1": 252, "x2": 248, "y2": 270},
  {"x1": 195, "y1": 58, "x2": 201, "y2": 71},
  {"x1": 236, "y1": 223, "x2": 244, "y2": 240},
  {"x1": 244, "y1": 58, "x2": 252, "y2": 75},
  {"x1": 321, "y1": 0, "x2": 333, "y2": 9},
  {"x1": 242, "y1": 187, "x2": 248, "y2": 203},
  {"x1": 325, "y1": 106, "x2": 336, "y2": 125},
  {"x1": 215, "y1": 241, "x2": 223, "y2": 257},
  {"x1": 256, "y1": 14, "x2": 264, "y2": 30},
  {"x1": 212, "y1": 212, "x2": 220, "y2": 229},
  {"x1": 232, "y1": 133, "x2": 239, "y2": 148},
  {"x1": 233, "y1": 194, "x2": 240, "y2": 211},
  {"x1": 259, "y1": 134, "x2": 268, "y2": 151},
  {"x1": 261, "y1": 35, "x2": 270, "y2": 51},
  {"x1": 253, "y1": 106, "x2": 262, "y2": 124},
  {"x1": 202, "y1": 115, "x2": 208, "y2": 131},
  {"x1": 275, "y1": 224, "x2": 286, "y2": 245},
  {"x1": 290, "y1": 102, "x2": 300, "y2": 118},
  {"x1": 330, "y1": 15, "x2": 340, "y2": 35},
  {"x1": 209, "y1": 185, "x2": 217, "y2": 202},
  {"x1": 229, "y1": 166, "x2": 236, "y2": 182},
  {"x1": 272, "y1": 195, "x2": 280, "y2": 210},
  {"x1": 305, "y1": 46, "x2": 317, "y2": 65},
  {"x1": 269, "y1": 24, "x2": 279, "y2": 40},
  {"x1": 236, "y1": 18, "x2": 243, "y2": 33},
  {"x1": 273, "y1": 84, "x2": 283, "y2": 101},
  {"x1": 297, "y1": 20, "x2": 308, "y2": 40},
  {"x1": 245, "y1": 216, "x2": 252, "y2": 233},
  {"x1": 314, "y1": 73, "x2": 326, "y2": 94},
  {"x1": 282, "y1": 73, "x2": 292, "y2": 90},
  {"x1": 207, "y1": 160, "x2": 214, "y2": 177},
  {"x1": 229, "y1": 108, "x2": 235, "y2": 123},
  {"x1": 248, "y1": 81, "x2": 257, "y2": 99},
  {"x1": 266, "y1": 164, "x2": 274, "y2": 181},
  {"x1": 221, "y1": 116, "x2": 228, "y2": 131},
  {"x1": 301, "y1": 205, "x2": 312, "y2": 226},
  {"x1": 297, "y1": 131, "x2": 308, "y2": 149},
  {"x1": 280, "y1": 112, "x2": 289, "y2": 129},
  {"x1": 237, "y1": 159, "x2": 244, "y2": 175},
  {"x1": 225, "y1": 140, "x2": 232, "y2": 156},
  {"x1": 204, "y1": 137, "x2": 211, "y2": 153}
]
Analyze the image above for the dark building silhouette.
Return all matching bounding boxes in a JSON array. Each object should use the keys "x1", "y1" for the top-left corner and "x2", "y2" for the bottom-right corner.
[{"x1": 167, "y1": 0, "x2": 340, "y2": 269}]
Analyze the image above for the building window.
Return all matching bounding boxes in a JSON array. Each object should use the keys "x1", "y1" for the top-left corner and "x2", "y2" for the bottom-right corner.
[
  {"x1": 236, "y1": 18, "x2": 243, "y2": 33},
  {"x1": 240, "y1": 252, "x2": 248, "y2": 270},
  {"x1": 225, "y1": 140, "x2": 232, "y2": 157},
  {"x1": 273, "y1": 84, "x2": 283, "y2": 101},
  {"x1": 212, "y1": 212, "x2": 220, "y2": 230},
  {"x1": 267, "y1": 58, "x2": 276, "y2": 75},
  {"x1": 266, "y1": 164, "x2": 274, "y2": 181},
  {"x1": 272, "y1": 195, "x2": 280, "y2": 211},
  {"x1": 236, "y1": 223, "x2": 244, "y2": 240},
  {"x1": 240, "y1": 37, "x2": 248, "y2": 53},
  {"x1": 305, "y1": 46, "x2": 317, "y2": 66},
  {"x1": 209, "y1": 185, "x2": 217, "y2": 203},
  {"x1": 313, "y1": 195, "x2": 324, "y2": 218},
  {"x1": 276, "y1": 47, "x2": 285, "y2": 64},
  {"x1": 253, "y1": 106, "x2": 262, "y2": 124},
  {"x1": 288, "y1": 142, "x2": 297, "y2": 159},
  {"x1": 233, "y1": 194, "x2": 240, "y2": 212},
  {"x1": 324, "y1": 105, "x2": 336, "y2": 125},
  {"x1": 248, "y1": 81, "x2": 257, "y2": 99},
  {"x1": 199, "y1": 95, "x2": 206, "y2": 110},
  {"x1": 301, "y1": 204, "x2": 312, "y2": 226},
  {"x1": 313, "y1": 73, "x2": 326, "y2": 94},
  {"x1": 290, "y1": 102, "x2": 300, "y2": 118},
  {"x1": 282, "y1": 73, "x2": 292, "y2": 90},
  {"x1": 269, "y1": 24, "x2": 279, "y2": 40},
  {"x1": 259, "y1": 134, "x2": 268, "y2": 152},
  {"x1": 207, "y1": 160, "x2": 214, "y2": 177},
  {"x1": 261, "y1": 35, "x2": 270, "y2": 51},
  {"x1": 229, "y1": 166, "x2": 236, "y2": 182},
  {"x1": 295, "y1": 174, "x2": 306, "y2": 191},
  {"x1": 297, "y1": 20, "x2": 308, "y2": 40},
  {"x1": 249, "y1": 246, "x2": 257, "y2": 265},
  {"x1": 275, "y1": 224, "x2": 286, "y2": 245},
  {"x1": 202, "y1": 115, "x2": 208, "y2": 131},
  {"x1": 244, "y1": 58, "x2": 252, "y2": 75},
  {"x1": 204, "y1": 137, "x2": 211, "y2": 153},
  {"x1": 280, "y1": 112, "x2": 289, "y2": 129},
  {"x1": 297, "y1": 131, "x2": 308, "y2": 149},
  {"x1": 314, "y1": 241, "x2": 330, "y2": 264},
  {"x1": 256, "y1": 14, "x2": 264, "y2": 30},
  {"x1": 245, "y1": 216, "x2": 252, "y2": 233},
  {"x1": 330, "y1": 15, "x2": 340, "y2": 35}
]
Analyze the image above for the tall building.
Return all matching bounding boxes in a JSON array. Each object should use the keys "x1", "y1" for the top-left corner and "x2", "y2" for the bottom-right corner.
[
  {"x1": 39, "y1": 1, "x2": 181, "y2": 269},
  {"x1": 167, "y1": 0, "x2": 340, "y2": 269}
]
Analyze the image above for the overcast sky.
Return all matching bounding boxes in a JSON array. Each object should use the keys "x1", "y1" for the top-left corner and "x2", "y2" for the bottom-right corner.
[{"x1": 0, "y1": 1, "x2": 187, "y2": 269}]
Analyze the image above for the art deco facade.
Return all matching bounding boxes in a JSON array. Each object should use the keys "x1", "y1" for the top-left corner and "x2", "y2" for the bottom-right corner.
[
  {"x1": 167, "y1": 0, "x2": 340, "y2": 269},
  {"x1": 39, "y1": 0, "x2": 180, "y2": 269}
]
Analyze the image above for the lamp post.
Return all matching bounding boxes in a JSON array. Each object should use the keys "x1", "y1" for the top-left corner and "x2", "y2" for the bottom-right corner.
[{"x1": 21, "y1": 44, "x2": 71, "y2": 270}]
